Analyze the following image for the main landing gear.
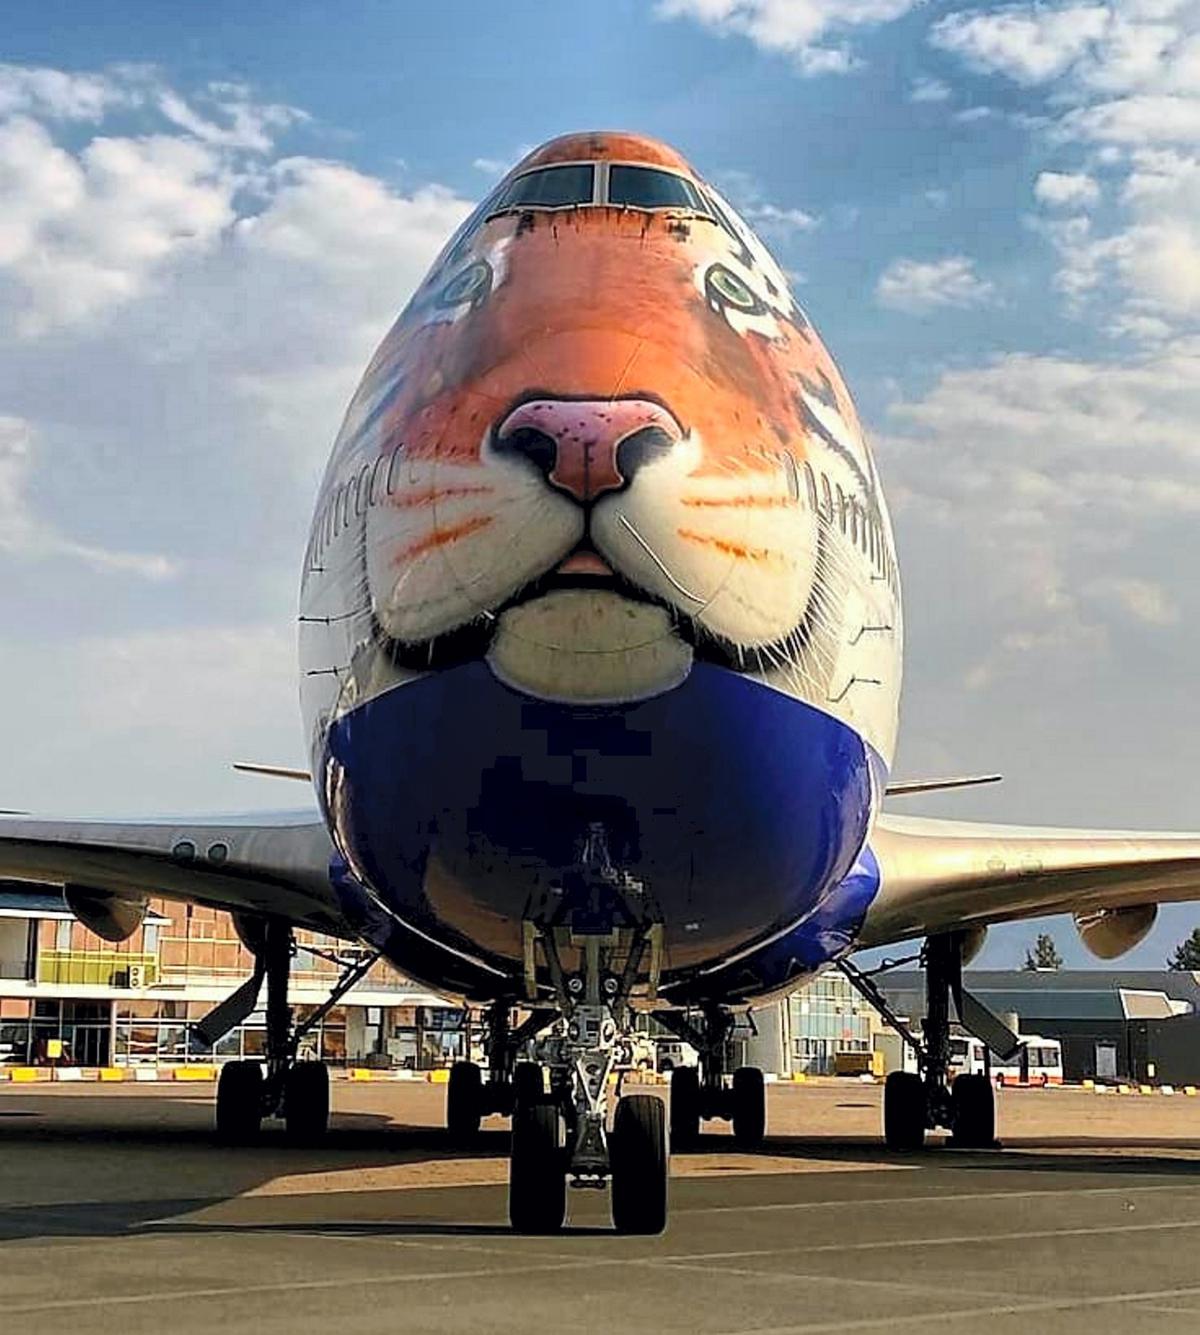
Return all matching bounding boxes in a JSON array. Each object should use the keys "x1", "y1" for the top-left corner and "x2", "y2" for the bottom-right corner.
[
  {"x1": 445, "y1": 999, "x2": 558, "y2": 1140},
  {"x1": 655, "y1": 1005, "x2": 766, "y2": 1151},
  {"x1": 198, "y1": 918, "x2": 378, "y2": 1144},
  {"x1": 483, "y1": 823, "x2": 672, "y2": 1234},
  {"x1": 839, "y1": 932, "x2": 997, "y2": 1152}
]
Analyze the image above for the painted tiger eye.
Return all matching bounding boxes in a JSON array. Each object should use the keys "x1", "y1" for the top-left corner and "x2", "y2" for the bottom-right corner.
[
  {"x1": 708, "y1": 264, "x2": 759, "y2": 310},
  {"x1": 438, "y1": 260, "x2": 491, "y2": 307}
]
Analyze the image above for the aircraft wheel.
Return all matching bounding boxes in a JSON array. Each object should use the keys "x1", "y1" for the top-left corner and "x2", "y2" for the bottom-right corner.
[
  {"x1": 512, "y1": 1061, "x2": 545, "y2": 1109},
  {"x1": 883, "y1": 1070, "x2": 926, "y2": 1150},
  {"x1": 509, "y1": 1101, "x2": 567, "y2": 1233},
  {"x1": 950, "y1": 1073, "x2": 995, "y2": 1148},
  {"x1": 215, "y1": 1060, "x2": 263, "y2": 1143},
  {"x1": 284, "y1": 1060, "x2": 330, "y2": 1142},
  {"x1": 447, "y1": 1060, "x2": 483, "y2": 1141},
  {"x1": 611, "y1": 1094, "x2": 668, "y2": 1235},
  {"x1": 670, "y1": 1066, "x2": 701, "y2": 1149},
  {"x1": 731, "y1": 1066, "x2": 766, "y2": 1149}
]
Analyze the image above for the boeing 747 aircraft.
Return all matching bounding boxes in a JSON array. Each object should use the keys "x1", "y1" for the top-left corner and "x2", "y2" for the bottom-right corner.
[{"x1": 4, "y1": 132, "x2": 1199, "y2": 1234}]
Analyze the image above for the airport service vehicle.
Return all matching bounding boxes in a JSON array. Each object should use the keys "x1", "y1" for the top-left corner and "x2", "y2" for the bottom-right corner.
[
  {"x1": 655, "y1": 1040, "x2": 699, "y2": 1073},
  {"x1": 4, "y1": 132, "x2": 1200, "y2": 1234},
  {"x1": 947, "y1": 1034, "x2": 1064, "y2": 1086}
]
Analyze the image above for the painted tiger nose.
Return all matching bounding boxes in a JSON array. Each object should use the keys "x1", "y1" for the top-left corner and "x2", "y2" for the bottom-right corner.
[{"x1": 496, "y1": 398, "x2": 683, "y2": 502}]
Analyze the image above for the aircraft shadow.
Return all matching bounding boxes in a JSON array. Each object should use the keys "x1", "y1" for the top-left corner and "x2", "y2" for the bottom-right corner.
[{"x1": 4, "y1": 1092, "x2": 1200, "y2": 1245}]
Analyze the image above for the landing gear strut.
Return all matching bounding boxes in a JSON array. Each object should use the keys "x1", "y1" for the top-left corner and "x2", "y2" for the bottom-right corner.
[
  {"x1": 506, "y1": 822, "x2": 669, "y2": 1234},
  {"x1": 209, "y1": 919, "x2": 378, "y2": 1143},
  {"x1": 839, "y1": 932, "x2": 996, "y2": 1151},
  {"x1": 656, "y1": 1004, "x2": 766, "y2": 1150}
]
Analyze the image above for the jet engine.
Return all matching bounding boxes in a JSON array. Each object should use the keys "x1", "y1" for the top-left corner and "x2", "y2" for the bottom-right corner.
[
  {"x1": 1074, "y1": 904, "x2": 1157, "y2": 960},
  {"x1": 960, "y1": 925, "x2": 988, "y2": 966},
  {"x1": 64, "y1": 885, "x2": 149, "y2": 943}
]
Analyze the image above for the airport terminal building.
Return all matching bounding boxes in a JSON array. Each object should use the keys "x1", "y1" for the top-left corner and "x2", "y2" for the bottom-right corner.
[
  {"x1": 1, "y1": 880, "x2": 892, "y2": 1076},
  {"x1": 0, "y1": 884, "x2": 464, "y2": 1069}
]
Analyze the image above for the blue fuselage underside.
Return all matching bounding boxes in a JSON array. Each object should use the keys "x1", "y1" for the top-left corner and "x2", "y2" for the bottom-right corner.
[{"x1": 323, "y1": 662, "x2": 881, "y2": 1003}]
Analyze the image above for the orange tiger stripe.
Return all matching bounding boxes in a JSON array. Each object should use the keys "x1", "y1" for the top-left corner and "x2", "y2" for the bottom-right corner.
[
  {"x1": 394, "y1": 515, "x2": 493, "y2": 563},
  {"x1": 676, "y1": 529, "x2": 774, "y2": 561}
]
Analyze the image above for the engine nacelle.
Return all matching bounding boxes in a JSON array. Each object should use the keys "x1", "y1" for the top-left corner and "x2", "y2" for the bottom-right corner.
[
  {"x1": 1074, "y1": 904, "x2": 1157, "y2": 960},
  {"x1": 960, "y1": 925, "x2": 988, "y2": 966},
  {"x1": 64, "y1": 885, "x2": 149, "y2": 943}
]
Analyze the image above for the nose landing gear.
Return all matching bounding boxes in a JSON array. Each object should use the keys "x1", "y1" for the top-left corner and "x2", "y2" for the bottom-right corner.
[{"x1": 505, "y1": 823, "x2": 670, "y2": 1234}]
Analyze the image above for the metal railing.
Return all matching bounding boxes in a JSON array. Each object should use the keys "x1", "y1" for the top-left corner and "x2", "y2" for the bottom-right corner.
[{"x1": 37, "y1": 951, "x2": 158, "y2": 987}]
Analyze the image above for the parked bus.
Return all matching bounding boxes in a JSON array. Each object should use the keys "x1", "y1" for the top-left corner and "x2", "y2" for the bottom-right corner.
[
  {"x1": 947, "y1": 1033, "x2": 1064, "y2": 1087},
  {"x1": 905, "y1": 1031, "x2": 1064, "y2": 1085}
]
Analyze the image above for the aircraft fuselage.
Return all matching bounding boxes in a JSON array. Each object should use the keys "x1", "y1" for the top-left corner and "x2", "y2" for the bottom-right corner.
[{"x1": 299, "y1": 132, "x2": 902, "y2": 1005}]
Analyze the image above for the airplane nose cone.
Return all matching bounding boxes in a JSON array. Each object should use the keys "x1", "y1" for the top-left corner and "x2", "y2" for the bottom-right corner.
[{"x1": 495, "y1": 398, "x2": 682, "y2": 502}]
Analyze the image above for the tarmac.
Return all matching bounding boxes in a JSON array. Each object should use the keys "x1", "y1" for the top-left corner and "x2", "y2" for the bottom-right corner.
[{"x1": 4, "y1": 1079, "x2": 1200, "y2": 1334}]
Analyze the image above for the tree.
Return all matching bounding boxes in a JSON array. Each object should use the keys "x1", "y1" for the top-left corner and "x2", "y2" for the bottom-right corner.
[
  {"x1": 1022, "y1": 932, "x2": 1063, "y2": 971},
  {"x1": 1167, "y1": 928, "x2": 1200, "y2": 971}
]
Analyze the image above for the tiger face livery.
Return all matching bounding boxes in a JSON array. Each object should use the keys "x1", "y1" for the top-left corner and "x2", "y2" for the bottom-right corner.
[{"x1": 302, "y1": 132, "x2": 901, "y2": 763}]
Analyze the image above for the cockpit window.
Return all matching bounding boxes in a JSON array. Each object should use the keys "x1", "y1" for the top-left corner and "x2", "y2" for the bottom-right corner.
[
  {"x1": 608, "y1": 165, "x2": 706, "y2": 212},
  {"x1": 493, "y1": 164, "x2": 595, "y2": 211}
]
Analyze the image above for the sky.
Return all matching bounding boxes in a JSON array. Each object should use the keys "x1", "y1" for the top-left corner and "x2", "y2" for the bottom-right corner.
[{"x1": 1, "y1": 0, "x2": 1199, "y2": 969}]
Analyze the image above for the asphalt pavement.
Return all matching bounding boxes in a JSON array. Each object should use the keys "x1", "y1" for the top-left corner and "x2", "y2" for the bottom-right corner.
[{"x1": 3, "y1": 1081, "x2": 1200, "y2": 1334}]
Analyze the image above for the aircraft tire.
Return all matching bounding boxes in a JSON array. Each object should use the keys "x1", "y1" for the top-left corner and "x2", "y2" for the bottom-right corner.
[
  {"x1": 447, "y1": 1060, "x2": 483, "y2": 1141},
  {"x1": 950, "y1": 1073, "x2": 995, "y2": 1148},
  {"x1": 509, "y1": 1101, "x2": 567, "y2": 1233},
  {"x1": 611, "y1": 1094, "x2": 668, "y2": 1235},
  {"x1": 884, "y1": 1070, "x2": 926, "y2": 1150},
  {"x1": 512, "y1": 1061, "x2": 544, "y2": 1109},
  {"x1": 731, "y1": 1066, "x2": 766, "y2": 1149},
  {"x1": 670, "y1": 1065, "x2": 701, "y2": 1149},
  {"x1": 215, "y1": 1060, "x2": 263, "y2": 1143},
  {"x1": 284, "y1": 1060, "x2": 330, "y2": 1142}
]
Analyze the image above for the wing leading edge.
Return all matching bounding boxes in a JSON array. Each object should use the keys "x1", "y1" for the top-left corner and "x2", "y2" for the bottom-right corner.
[
  {"x1": 859, "y1": 813, "x2": 1200, "y2": 949},
  {"x1": 0, "y1": 813, "x2": 347, "y2": 937}
]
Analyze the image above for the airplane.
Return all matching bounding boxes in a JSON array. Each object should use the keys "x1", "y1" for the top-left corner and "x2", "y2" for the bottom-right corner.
[{"x1": 4, "y1": 130, "x2": 1200, "y2": 1236}]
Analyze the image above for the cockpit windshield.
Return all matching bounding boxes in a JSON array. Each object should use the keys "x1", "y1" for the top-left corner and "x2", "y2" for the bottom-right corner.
[
  {"x1": 493, "y1": 163, "x2": 596, "y2": 211},
  {"x1": 608, "y1": 164, "x2": 707, "y2": 212},
  {"x1": 486, "y1": 161, "x2": 711, "y2": 218}
]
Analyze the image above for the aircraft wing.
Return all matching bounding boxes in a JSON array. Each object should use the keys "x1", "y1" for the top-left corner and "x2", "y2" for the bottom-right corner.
[
  {"x1": 859, "y1": 813, "x2": 1200, "y2": 949},
  {"x1": 0, "y1": 812, "x2": 349, "y2": 937}
]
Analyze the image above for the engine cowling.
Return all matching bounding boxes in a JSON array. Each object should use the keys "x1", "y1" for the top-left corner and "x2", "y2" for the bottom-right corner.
[
  {"x1": 960, "y1": 925, "x2": 988, "y2": 966},
  {"x1": 1074, "y1": 904, "x2": 1157, "y2": 960},
  {"x1": 64, "y1": 885, "x2": 148, "y2": 943}
]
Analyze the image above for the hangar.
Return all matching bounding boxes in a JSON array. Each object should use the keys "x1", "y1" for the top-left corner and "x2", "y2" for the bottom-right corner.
[{"x1": 875, "y1": 968, "x2": 1200, "y2": 1085}]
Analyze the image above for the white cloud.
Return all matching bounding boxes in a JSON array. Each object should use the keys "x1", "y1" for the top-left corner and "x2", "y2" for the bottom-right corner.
[
  {"x1": 931, "y1": 5, "x2": 1111, "y2": 85},
  {"x1": 0, "y1": 64, "x2": 136, "y2": 121},
  {"x1": 1034, "y1": 170, "x2": 1100, "y2": 207},
  {"x1": 743, "y1": 200, "x2": 819, "y2": 233},
  {"x1": 910, "y1": 75, "x2": 952, "y2": 102},
  {"x1": 0, "y1": 62, "x2": 475, "y2": 812},
  {"x1": 933, "y1": 3, "x2": 1200, "y2": 336},
  {"x1": 655, "y1": 0, "x2": 922, "y2": 74},
  {"x1": 0, "y1": 416, "x2": 174, "y2": 579},
  {"x1": 1063, "y1": 92, "x2": 1200, "y2": 143},
  {"x1": 876, "y1": 255, "x2": 996, "y2": 311},
  {"x1": 155, "y1": 84, "x2": 305, "y2": 152},
  {"x1": 1085, "y1": 576, "x2": 1179, "y2": 624},
  {"x1": 881, "y1": 341, "x2": 1200, "y2": 692},
  {"x1": 0, "y1": 624, "x2": 302, "y2": 816},
  {"x1": 716, "y1": 169, "x2": 820, "y2": 237}
]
